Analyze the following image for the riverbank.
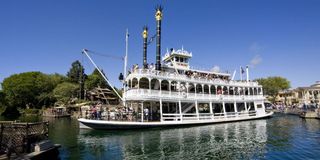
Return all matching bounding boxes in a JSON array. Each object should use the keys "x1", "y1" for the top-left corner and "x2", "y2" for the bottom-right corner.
[{"x1": 272, "y1": 107, "x2": 320, "y2": 119}]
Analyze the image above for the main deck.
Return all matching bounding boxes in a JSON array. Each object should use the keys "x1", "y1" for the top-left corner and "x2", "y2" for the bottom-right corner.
[{"x1": 78, "y1": 111, "x2": 273, "y2": 129}]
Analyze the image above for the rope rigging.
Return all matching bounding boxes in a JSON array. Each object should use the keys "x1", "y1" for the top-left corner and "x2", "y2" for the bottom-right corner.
[{"x1": 84, "y1": 49, "x2": 124, "y2": 61}]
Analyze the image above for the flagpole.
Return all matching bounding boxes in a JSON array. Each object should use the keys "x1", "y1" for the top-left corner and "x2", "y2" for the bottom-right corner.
[
  {"x1": 231, "y1": 69, "x2": 236, "y2": 80},
  {"x1": 124, "y1": 29, "x2": 128, "y2": 80},
  {"x1": 123, "y1": 29, "x2": 129, "y2": 105},
  {"x1": 246, "y1": 65, "x2": 249, "y2": 82},
  {"x1": 240, "y1": 66, "x2": 243, "y2": 81}
]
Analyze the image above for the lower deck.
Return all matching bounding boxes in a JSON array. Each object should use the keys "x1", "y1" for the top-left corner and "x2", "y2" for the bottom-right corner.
[
  {"x1": 80, "y1": 100, "x2": 267, "y2": 124},
  {"x1": 78, "y1": 111, "x2": 273, "y2": 129}
]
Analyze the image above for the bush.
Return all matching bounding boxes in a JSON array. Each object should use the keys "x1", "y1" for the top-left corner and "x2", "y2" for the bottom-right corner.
[{"x1": 24, "y1": 108, "x2": 40, "y2": 115}]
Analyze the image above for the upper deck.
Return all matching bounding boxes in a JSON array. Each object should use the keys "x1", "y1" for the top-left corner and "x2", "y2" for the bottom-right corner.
[
  {"x1": 126, "y1": 68, "x2": 261, "y2": 88},
  {"x1": 124, "y1": 68, "x2": 264, "y2": 102}
]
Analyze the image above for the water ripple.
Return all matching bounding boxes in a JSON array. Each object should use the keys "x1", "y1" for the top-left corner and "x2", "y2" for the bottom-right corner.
[{"x1": 47, "y1": 113, "x2": 320, "y2": 160}]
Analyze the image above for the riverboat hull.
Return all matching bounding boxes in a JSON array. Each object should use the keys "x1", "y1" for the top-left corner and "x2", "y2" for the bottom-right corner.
[{"x1": 78, "y1": 112, "x2": 273, "y2": 130}]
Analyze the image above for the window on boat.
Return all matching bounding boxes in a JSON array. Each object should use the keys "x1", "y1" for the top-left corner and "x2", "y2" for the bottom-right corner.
[
  {"x1": 161, "y1": 80, "x2": 170, "y2": 91},
  {"x1": 236, "y1": 103, "x2": 246, "y2": 112},
  {"x1": 198, "y1": 103, "x2": 210, "y2": 113},
  {"x1": 247, "y1": 102, "x2": 255, "y2": 111},
  {"x1": 171, "y1": 81, "x2": 178, "y2": 92},
  {"x1": 139, "y1": 77, "x2": 149, "y2": 89},
  {"x1": 151, "y1": 79, "x2": 160, "y2": 90},
  {"x1": 188, "y1": 83, "x2": 195, "y2": 93},
  {"x1": 210, "y1": 86, "x2": 216, "y2": 95},
  {"x1": 225, "y1": 103, "x2": 235, "y2": 113},
  {"x1": 162, "y1": 102, "x2": 179, "y2": 114},
  {"x1": 212, "y1": 103, "x2": 224, "y2": 116},
  {"x1": 196, "y1": 84, "x2": 203, "y2": 94},
  {"x1": 203, "y1": 85, "x2": 209, "y2": 94},
  {"x1": 181, "y1": 102, "x2": 196, "y2": 113},
  {"x1": 257, "y1": 104, "x2": 263, "y2": 109}
]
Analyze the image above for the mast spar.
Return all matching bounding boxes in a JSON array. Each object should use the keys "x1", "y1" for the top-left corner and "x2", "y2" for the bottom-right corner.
[{"x1": 82, "y1": 49, "x2": 124, "y2": 102}]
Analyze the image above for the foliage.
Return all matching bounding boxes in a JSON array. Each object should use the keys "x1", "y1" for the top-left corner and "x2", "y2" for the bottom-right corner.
[
  {"x1": 67, "y1": 60, "x2": 85, "y2": 83},
  {"x1": 37, "y1": 73, "x2": 67, "y2": 106},
  {"x1": 85, "y1": 69, "x2": 109, "y2": 90},
  {"x1": 24, "y1": 108, "x2": 40, "y2": 115},
  {"x1": 1, "y1": 72, "x2": 63, "y2": 109},
  {"x1": 53, "y1": 82, "x2": 79, "y2": 103},
  {"x1": 255, "y1": 76, "x2": 290, "y2": 103},
  {"x1": 0, "y1": 90, "x2": 6, "y2": 113}
]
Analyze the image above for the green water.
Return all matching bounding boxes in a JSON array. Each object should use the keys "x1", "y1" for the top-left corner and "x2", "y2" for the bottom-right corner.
[{"x1": 4, "y1": 114, "x2": 320, "y2": 159}]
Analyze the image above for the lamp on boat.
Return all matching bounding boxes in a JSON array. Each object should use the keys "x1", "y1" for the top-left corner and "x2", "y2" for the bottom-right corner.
[
  {"x1": 155, "y1": 5, "x2": 163, "y2": 71},
  {"x1": 142, "y1": 26, "x2": 148, "y2": 69}
]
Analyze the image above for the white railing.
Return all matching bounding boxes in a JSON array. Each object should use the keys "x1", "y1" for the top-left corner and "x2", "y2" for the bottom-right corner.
[
  {"x1": 125, "y1": 89, "x2": 264, "y2": 101},
  {"x1": 128, "y1": 69, "x2": 260, "y2": 87},
  {"x1": 162, "y1": 111, "x2": 257, "y2": 121}
]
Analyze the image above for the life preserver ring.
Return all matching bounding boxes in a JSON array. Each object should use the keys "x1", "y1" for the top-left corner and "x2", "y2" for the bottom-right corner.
[{"x1": 182, "y1": 91, "x2": 187, "y2": 98}]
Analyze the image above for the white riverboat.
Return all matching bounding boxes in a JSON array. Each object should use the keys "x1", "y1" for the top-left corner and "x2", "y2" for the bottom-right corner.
[{"x1": 78, "y1": 7, "x2": 273, "y2": 130}]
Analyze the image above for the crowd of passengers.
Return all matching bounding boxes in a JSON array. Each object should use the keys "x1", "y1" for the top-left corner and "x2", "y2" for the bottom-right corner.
[
  {"x1": 83, "y1": 103, "x2": 160, "y2": 121},
  {"x1": 130, "y1": 64, "x2": 231, "y2": 82}
]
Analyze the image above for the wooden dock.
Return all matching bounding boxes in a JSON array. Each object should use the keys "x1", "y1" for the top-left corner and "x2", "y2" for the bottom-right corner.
[{"x1": 0, "y1": 121, "x2": 60, "y2": 159}]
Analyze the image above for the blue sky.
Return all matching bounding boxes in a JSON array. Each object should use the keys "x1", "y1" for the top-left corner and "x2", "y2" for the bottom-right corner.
[{"x1": 1, "y1": 0, "x2": 319, "y2": 88}]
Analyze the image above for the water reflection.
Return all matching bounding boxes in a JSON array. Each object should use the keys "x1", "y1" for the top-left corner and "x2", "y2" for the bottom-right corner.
[{"x1": 78, "y1": 120, "x2": 268, "y2": 159}]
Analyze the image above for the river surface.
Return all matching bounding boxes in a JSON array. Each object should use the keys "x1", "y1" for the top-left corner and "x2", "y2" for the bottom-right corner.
[{"x1": 7, "y1": 113, "x2": 320, "y2": 160}]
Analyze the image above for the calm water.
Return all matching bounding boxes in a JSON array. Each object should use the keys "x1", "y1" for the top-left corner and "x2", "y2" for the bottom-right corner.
[{"x1": 10, "y1": 114, "x2": 320, "y2": 159}]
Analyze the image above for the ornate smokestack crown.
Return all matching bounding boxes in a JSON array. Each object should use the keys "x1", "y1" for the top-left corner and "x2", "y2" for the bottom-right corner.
[
  {"x1": 155, "y1": 6, "x2": 163, "y2": 21},
  {"x1": 142, "y1": 26, "x2": 148, "y2": 38}
]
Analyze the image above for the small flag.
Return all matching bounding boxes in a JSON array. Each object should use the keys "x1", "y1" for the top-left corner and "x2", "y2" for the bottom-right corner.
[{"x1": 241, "y1": 67, "x2": 245, "y2": 74}]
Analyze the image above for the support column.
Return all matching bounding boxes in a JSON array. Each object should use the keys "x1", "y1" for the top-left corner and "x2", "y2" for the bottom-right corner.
[
  {"x1": 202, "y1": 84, "x2": 204, "y2": 95},
  {"x1": 159, "y1": 80, "x2": 162, "y2": 96},
  {"x1": 160, "y1": 99, "x2": 163, "y2": 122},
  {"x1": 150, "y1": 102, "x2": 153, "y2": 121},
  {"x1": 234, "y1": 102, "x2": 238, "y2": 117},
  {"x1": 222, "y1": 102, "x2": 226, "y2": 118},
  {"x1": 186, "y1": 83, "x2": 189, "y2": 97},
  {"x1": 178, "y1": 82, "x2": 181, "y2": 96},
  {"x1": 244, "y1": 102, "x2": 248, "y2": 113},
  {"x1": 141, "y1": 102, "x2": 144, "y2": 122},
  {"x1": 169, "y1": 81, "x2": 171, "y2": 97},
  {"x1": 209, "y1": 102, "x2": 213, "y2": 119},
  {"x1": 179, "y1": 100, "x2": 182, "y2": 121},
  {"x1": 149, "y1": 79, "x2": 151, "y2": 93},
  {"x1": 195, "y1": 83, "x2": 197, "y2": 97},
  {"x1": 215, "y1": 86, "x2": 217, "y2": 95},
  {"x1": 195, "y1": 101, "x2": 199, "y2": 120}
]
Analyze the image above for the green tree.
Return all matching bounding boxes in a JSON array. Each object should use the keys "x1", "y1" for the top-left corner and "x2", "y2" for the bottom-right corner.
[
  {"x1": 67, "y1": 60, "x2": 85, "y2": 99},
  {"x1": 255, "y1": 76, "x2": 290, "y2": 103},
  {"x1": 85, "y1": 69, "x2": 108, "y2": 90},
  {"x1": 37, "y1": 73, "x2": 67, "y2": 106},
  {"x1": 67, "y1": 60, "x2": 85, "y2": 83},
  {"x1": 53, "y1": 82, "x2": 79, "y2": 103},
  {"x1": 2, "y1": 72, "x2": 59, "y2": 109}
]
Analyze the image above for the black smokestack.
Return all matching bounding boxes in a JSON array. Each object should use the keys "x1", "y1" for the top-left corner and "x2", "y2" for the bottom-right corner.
[
  {"x1": 155, "y1": 6, "x2": 163, "y2": 71},
  {"x1": 142, "y1": 26, "x2": 148, "y2": 69}
]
